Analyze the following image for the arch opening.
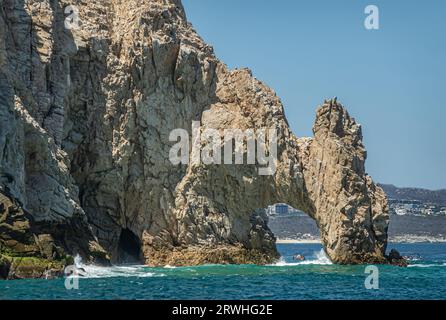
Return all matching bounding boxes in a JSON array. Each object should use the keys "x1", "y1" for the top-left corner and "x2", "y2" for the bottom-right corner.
[{"x1": 266, "y1": 203, "x2": 321, "y2": 243}]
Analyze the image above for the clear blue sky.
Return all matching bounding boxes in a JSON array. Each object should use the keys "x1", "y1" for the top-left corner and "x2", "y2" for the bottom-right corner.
[{"x1": 182, "y1": 0, "x2": 446, "y2": 190}]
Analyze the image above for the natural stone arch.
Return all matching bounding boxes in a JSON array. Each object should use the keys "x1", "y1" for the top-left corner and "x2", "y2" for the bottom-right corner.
[
  {"x1": 141, "y1": 68, "x2": 389, "y2": 266},
  {"x1": 0, "y1": 0, "x2": 391, "y2": 268}
]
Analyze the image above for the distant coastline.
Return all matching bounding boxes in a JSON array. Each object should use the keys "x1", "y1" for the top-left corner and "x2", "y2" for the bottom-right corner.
[
  {"x1": 389, "y1": 235, "x2": 446, "y2": 243},
  {"x1": 276, "y1": 235, "x2": 446, "y2": 244}
]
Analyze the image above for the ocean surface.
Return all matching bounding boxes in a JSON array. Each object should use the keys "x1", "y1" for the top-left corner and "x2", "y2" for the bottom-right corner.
[{"x1": 1, "y1": 243, "x2": 445, "y2": 300}]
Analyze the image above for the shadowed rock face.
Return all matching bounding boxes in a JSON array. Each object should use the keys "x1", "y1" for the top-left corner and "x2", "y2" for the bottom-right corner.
[{"x1": 0, "y1": 0, "x2": 389, "y2": 267}]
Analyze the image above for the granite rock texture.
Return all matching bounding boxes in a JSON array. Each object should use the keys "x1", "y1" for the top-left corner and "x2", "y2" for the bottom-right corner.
[{"x1": 0, "y1": 0, "x2": 390, "y2": 268}]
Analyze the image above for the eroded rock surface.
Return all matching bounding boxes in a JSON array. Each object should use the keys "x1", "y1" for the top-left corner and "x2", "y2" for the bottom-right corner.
[{"x1": 1, "y1": 0, "x2": 390, "y2": 268}]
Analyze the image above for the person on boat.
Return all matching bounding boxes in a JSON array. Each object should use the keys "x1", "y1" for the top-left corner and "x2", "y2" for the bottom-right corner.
[{"x1": 293, "y1": 254, "x2": 305, "y2": 261}]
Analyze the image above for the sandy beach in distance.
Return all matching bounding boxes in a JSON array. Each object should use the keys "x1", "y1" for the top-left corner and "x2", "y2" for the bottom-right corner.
[{"x1": 276, "y1": 239, "x2": 322, "y2": 244}]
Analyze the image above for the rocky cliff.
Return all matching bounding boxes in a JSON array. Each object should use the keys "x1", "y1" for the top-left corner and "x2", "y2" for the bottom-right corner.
[{"x1": 0, "y1": 0, "x2": 392, "y2": 275}]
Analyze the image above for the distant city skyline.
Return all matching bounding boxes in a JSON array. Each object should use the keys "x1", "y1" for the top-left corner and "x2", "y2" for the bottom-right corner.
[{"x1": 183, "y1": 0, "x2": 446, "y2": 190}]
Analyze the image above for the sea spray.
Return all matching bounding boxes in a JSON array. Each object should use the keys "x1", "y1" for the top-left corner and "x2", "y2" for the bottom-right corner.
[
  {"x1": 270, "y1": 249, "x2": 333, "y2": 266},
  {"x1": 74, "y1": 254, "x2": 83, "y2": 269}
]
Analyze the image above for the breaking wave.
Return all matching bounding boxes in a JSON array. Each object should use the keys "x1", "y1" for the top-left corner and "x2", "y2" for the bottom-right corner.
[
  {"x1": 270, "y1": 249, "x2": 333, "y2": 266},
  {"x1": 408, "y1": 263, "x2": 446, "y2": 268},
  {"x1": 81, "y1": 265, "x2": 166, "y2": 279},
  {"x1": 72, "y1": 255, "x2": 166, "y2": 279}
]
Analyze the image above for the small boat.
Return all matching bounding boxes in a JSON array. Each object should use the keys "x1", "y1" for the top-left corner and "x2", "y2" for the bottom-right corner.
[{"x1": 293, "y1": 254, "x2": 305, "y2": 261}]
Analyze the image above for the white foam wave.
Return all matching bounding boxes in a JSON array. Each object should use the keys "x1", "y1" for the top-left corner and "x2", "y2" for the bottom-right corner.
[
  {"x1": 270, "y1": 249, "x2": 333, "y2": 266},
  {"x1": 408, "y1": 263, "x2": 446, "y2": 268},
  {"x1": 73, "y1": 255, "x2": 165, "y2": 279},
  {"x1": 82, "y1": 265, "x2": 165, "y2": 279}
]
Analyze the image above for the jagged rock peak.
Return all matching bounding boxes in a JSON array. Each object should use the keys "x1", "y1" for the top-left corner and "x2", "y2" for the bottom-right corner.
[{"x1": 315, "y1": 98, "x2": 363, "y2": 142}]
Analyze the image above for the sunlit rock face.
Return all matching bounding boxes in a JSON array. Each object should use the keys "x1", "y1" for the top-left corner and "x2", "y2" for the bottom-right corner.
[{"x1": 0, "y1": 0, "x2": 389, "y2": 266}]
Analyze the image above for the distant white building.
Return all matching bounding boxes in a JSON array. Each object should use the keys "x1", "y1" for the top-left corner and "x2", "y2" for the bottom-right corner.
[
  {"x1": 275, "y1": 204, "x2": 288, "y2": 215},
  {"x1": 266, "y1": 203, "x2": 304, "y2": 216}
]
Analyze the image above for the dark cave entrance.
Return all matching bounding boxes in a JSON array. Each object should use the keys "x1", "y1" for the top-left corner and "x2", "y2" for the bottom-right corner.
[{"x1": 115, "y1": 229, "x2": 142, "y2": 264}]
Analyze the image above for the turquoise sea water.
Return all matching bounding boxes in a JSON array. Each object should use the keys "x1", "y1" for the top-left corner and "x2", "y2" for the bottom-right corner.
[{"x1": 0, "y1": 243, "x2": 445, "y2": 300}]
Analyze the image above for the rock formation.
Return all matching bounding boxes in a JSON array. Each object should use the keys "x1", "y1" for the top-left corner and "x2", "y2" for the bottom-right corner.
[{"x1": 0, "y1": 0, "x2": 392, "y2": 274}]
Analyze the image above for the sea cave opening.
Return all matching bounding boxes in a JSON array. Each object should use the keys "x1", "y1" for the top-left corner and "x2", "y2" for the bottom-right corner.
[{"x1": 115, "y1": 228, "x2": 142, "y2": 265}]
